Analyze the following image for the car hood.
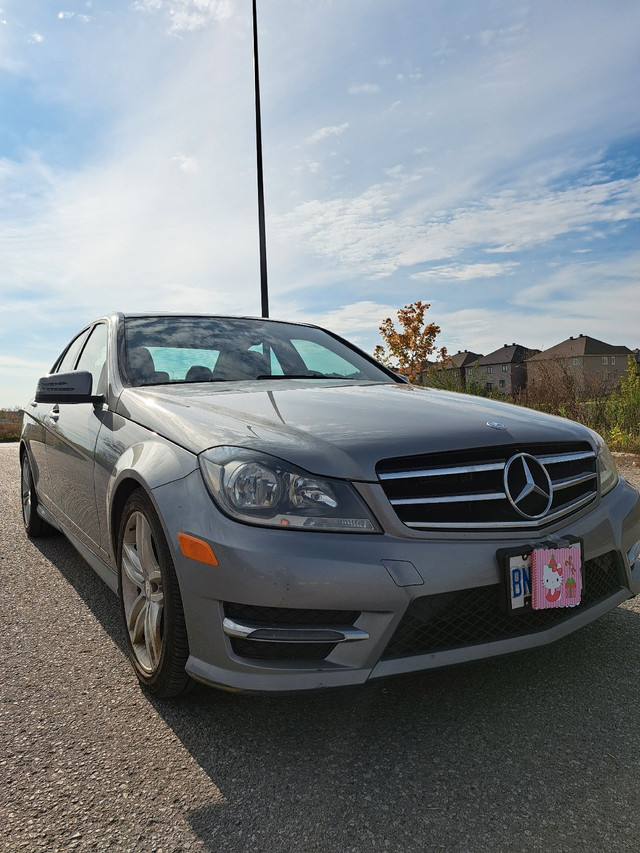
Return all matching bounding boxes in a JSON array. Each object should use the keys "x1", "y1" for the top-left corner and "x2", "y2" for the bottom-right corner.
[{"x1": 116, "y1": 381, "x2": 593, "y2": 481}]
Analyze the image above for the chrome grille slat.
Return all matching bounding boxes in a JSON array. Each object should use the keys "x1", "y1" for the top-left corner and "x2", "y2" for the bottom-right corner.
[
  {"x1": 379, "y1": 461, "x2": 504, "y2": 481},
  {"x1": 403, "y1": 493, "x2": 596, "y2": 529},
  {"x1": 553, "y1": 472, "x2": 598, "y2": 491},
  {"x1": 391, "y1": 492, "x2": 505, "y2": 506},
  {"x1": 538, "y1": 450, "x2": 595, "y2": 465},
  {"x1": 377, "y1": 443, "x2": 598, "y2": 530}
]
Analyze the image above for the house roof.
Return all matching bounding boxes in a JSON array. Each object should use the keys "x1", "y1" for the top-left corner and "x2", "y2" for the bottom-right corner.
[
  {"x1": 444, "y1": 350, "x2": 483, "y2": 369},
  {"x1": 475, "y1": 343, "x2": 540, "y2": 367},
  {"x1": 527, "y1": 334, "x2": 632, "y2": 361}
]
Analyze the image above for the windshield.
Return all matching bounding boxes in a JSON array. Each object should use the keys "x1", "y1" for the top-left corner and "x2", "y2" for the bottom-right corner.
[{"x1": 122, "y1": 316, "x2": 394, "y2": 386}]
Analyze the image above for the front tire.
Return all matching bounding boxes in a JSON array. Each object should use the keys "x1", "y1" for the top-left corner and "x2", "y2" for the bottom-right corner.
[
  {"x1": 117, "y1": 489, "x2": 193, "y2": 698},
  {"x1": 20, "y1": 451, "x2": 56, "y2": 537}
]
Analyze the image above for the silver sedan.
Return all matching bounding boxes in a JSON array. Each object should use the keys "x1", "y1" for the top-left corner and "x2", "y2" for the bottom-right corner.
[{"x1": 20, "y1": 313, "x2": 640, "y2": 697}]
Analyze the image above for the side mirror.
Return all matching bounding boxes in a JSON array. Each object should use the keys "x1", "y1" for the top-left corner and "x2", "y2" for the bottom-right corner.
[{"x1": 35, "y1": 370, "x2": 102, "y2": 404}]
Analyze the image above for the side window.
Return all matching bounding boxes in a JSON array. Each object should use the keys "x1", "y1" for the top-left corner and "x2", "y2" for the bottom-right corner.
[
  {"x1": 76, "y1": 324, "x2": 108, "y2": 395},
  {"x1": 54, "y1": 328, "x2": 92, "y2": 374}
]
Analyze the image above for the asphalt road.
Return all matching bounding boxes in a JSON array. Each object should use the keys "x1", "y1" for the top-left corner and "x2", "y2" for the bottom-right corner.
[{"x1": 2, "y1": 441, "x2": 640, "y2": 853}]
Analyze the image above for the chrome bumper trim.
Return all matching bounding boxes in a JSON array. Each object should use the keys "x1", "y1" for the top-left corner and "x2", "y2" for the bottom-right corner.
[{"x1": 222, "y1": 617, "x2": 369, "y2": 644}]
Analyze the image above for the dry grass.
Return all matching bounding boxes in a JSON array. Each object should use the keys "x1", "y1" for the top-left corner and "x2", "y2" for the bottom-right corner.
[{"x1": 0, "y1": 410, "x2": 22, "y2": 442}]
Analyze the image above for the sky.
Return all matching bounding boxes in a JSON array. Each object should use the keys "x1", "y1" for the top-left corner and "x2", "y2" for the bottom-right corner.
[{"x1": 1, "y1": 0, "x2": 640, "y2": 406}]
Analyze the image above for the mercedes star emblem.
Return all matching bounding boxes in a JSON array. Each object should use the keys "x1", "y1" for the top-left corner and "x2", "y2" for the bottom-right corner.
[{"x1": 504, "y1": 453, "x2": 553, "y2": 519}]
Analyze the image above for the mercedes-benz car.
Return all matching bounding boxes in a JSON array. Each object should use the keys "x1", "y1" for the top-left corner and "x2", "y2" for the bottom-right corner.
[{"x1": 20, "y1": 313, "x2": 640, "y2": 697}]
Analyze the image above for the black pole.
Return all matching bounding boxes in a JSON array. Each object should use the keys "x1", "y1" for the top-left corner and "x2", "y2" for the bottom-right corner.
[{"x1": 252, "y1": 0, "x2": 269, "y2": 318}]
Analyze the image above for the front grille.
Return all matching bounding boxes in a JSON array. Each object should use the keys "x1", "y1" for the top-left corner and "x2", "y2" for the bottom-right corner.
[
  {"x1": 377, "y1": 442, "x2": 598, "y2": 530},
  {"x1": 382, "y1": 550, "x2": 623, "y2": 660},
  {"x1": 224, "y1": 603, "x2": 360, "y2": 662}
]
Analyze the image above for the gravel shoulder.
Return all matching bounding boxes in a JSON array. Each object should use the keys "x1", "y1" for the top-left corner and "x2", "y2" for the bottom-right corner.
[{"x1": 612, "y1": 452, "x2": 640, "y2": 491}]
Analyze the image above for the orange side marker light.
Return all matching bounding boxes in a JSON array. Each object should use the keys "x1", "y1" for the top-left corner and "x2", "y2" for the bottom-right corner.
[{"x1": 178, "y1": 533, "x2": 219, "y2": 566}]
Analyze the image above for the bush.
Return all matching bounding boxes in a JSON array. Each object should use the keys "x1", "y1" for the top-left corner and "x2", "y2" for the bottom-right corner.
[
  {"x1": 421, "y1": 364, "x2": 501, "y2": 399},
  {"x1": 424, "y1": 355, "x2": 639, "y2": 454},
  {"x1": 512, "y1": 356, "x2": 639, "y2": 453},
  {"x1": 604, "y1": 357, "x2": 640, "y2": 451},
  {"x1": 0, "y1": 409, "x2": 22, "y2": 442}
]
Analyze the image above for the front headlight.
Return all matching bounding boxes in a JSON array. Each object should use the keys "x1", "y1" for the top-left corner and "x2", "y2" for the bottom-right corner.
[
  {"x1": 199, "y1": 447, "x2": 380, "y2": 533},
  {"x1": 588, "y1": 429, "x2": 619, "y2": 497}
]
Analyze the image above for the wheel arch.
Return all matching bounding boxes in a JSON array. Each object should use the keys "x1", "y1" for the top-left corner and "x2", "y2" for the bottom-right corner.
[
  {"x1": 110, "y1": 477, "x2": 145, "y2": 560},
  {"x1": 19, "y1": 438, "x2": 30, "y2": 465},
  {"x1": 106, "y1": 439, "x2": 197, "y2": 562}
]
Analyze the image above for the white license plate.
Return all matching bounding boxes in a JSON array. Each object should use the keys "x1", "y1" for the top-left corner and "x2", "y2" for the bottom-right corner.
[{"x1": 507, "y1": 552, "x2": 532, "y2": 610}]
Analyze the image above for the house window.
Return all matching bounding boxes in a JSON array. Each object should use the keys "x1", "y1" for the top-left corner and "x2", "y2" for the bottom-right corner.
[
  {"x1": 602, "y1": 356, "x2": 608, "y2": 365},
  {"x1": 572, "y1": 357, "x2": 581, "y2": 366},
  {"x1": 502, "y1": 364, "x2": 509, "y2": 372},
  {"x1": 453, "y1": 370, "x2": 459, "y2": 378},
  {"x1": 611, "y1": 356, "x2": 616, "y2": 365},
  {"x1": 487, "y1": 366, "x2": 493, "y2": 374},
  {"x1": 486, "y1": 381, "x2": 493, "y2": 391},
  {"x1": 499, "y1": 380, "x2": 506, "y2": 388}
]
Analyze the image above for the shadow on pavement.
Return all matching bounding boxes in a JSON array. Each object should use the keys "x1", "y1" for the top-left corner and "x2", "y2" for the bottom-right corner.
[{"x1": 31, "y1": 529, "x2": 640, "y2": 852}]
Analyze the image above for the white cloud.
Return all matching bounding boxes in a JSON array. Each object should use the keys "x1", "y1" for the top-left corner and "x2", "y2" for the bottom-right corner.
[
  {"x1": 135, "y1": 0, "x2": 234, "y2": 33},
  {"x1": 2, "y1": 0, "x2": 640, "y2": 406},
  {"x1": 435, "y1": 251, "x2": 640, "y2": 355},
  {"x1": 275, "y1": 174, "x2": 640, "y2": 278},
  {"x1": 513, "y1": 253, "x2": 640, "y2": 313},
  {"x1": 411, "y1": 262, "x2": 519, "y2": 282},
  {"x1": 0, "y1": 354, "x2": 50, "y2": 371},
  {"x1": 172, "y1": 154, "x2": 199, "y2": 173},
  {"x1": 348, "y1": 83, "x2": 380, "y2": 95},
  {"x1": 305, "y1": 123, "x2": 349, "y2": 145},
  {"x1": 307, "y1": 301, "x2": 399, "y2": 335}
]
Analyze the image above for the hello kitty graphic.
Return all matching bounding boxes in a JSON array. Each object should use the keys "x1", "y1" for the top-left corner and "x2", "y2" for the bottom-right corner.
[
  {"x1": 541, "y1": 556, "x2": 562, "y2": 603},
  {"x1": 531, "y1": 545, "x2": 582, "y2": 610}
]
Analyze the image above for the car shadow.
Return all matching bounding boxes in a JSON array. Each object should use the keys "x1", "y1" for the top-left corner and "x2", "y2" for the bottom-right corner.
[
  {"x1": 32, "y1": 531, "x2": 640, "y2": 852},
  {"x1": 29, "y1": 530, "x2": 128, "y2": 658}
]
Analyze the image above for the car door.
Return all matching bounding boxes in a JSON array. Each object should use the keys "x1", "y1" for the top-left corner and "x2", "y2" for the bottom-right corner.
[
  {"x1": 25, "y1": 327, "x2": 94, "y2": 509},
  {"x1": 44, "y1": 322, "x2": 109, "y2": 553}
]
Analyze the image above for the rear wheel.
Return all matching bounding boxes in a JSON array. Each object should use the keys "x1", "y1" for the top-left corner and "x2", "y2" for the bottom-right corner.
[
  {"x1": 117, "y1": 489, "x2": 193, "y2": 698},
  {"x1": 20, "y1": 452, "x2": 56, "y2": 537}
]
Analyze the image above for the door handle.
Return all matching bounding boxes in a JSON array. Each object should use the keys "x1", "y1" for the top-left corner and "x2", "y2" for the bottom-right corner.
[{"x1": 48, "y1": 405, "x2": 60, "y2": 423}]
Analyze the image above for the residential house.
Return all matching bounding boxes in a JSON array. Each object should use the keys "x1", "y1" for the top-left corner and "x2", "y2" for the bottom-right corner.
[
  {"x1": 474, "y1": 343, "x2": 541, "y2": 395},
  {"x1": 526, "y1": 334, "x2": 633, "y2": 395},
  {"x1": 421, "y1": 350, "x2": 483, "y2": 388}
]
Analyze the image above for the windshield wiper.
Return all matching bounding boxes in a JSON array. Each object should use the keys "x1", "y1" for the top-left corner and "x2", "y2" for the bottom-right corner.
[
  {"x1": 256, "y1": 373, "x2": 354, "y2": 380},
  {"x1": 165, "y1": 378, "x2": 231, "y2": 384}
]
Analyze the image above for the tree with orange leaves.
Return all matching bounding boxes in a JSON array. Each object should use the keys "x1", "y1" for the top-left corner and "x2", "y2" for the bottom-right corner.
[{"x1": 374, "y1": 300, "x2": 446, "y2": 384}]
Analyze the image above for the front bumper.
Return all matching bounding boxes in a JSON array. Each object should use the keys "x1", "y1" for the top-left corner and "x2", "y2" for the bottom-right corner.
[{"x1": 151, "y1": 472, "x2": 640, "y2": 692}]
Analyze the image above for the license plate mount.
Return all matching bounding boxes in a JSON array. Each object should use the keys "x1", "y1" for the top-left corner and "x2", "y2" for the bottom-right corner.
[{"x1": 500, "y1": 539, "x2": 583, "y2": 613}]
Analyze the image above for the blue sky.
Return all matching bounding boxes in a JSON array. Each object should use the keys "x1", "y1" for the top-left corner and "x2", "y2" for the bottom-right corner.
[{"x1": 1, "y1": 0, "x2": 639, "y2": 406}]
